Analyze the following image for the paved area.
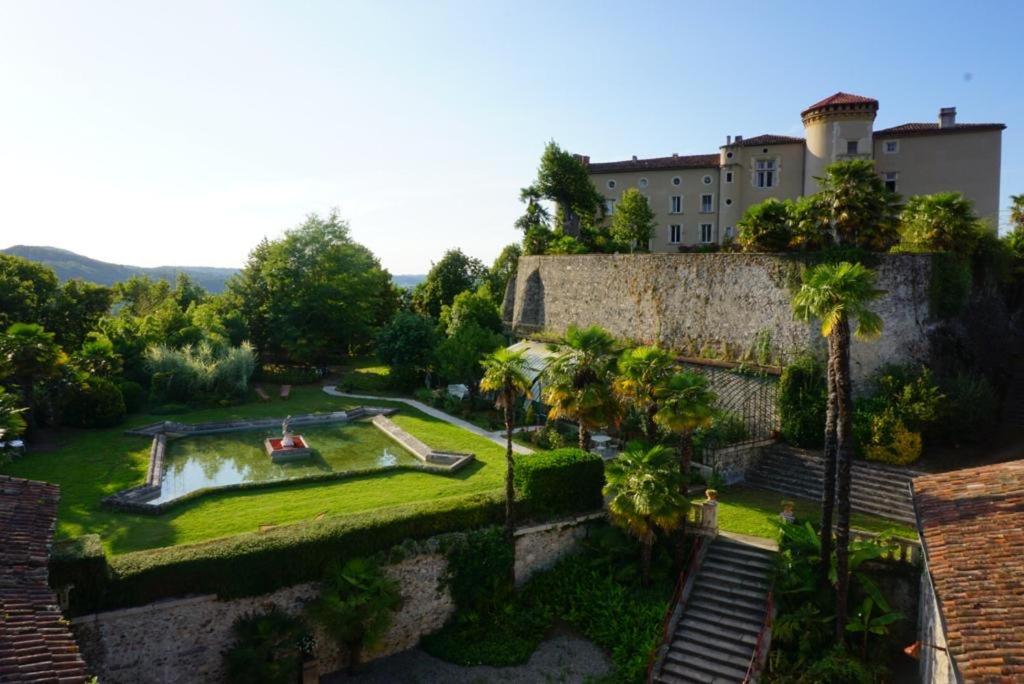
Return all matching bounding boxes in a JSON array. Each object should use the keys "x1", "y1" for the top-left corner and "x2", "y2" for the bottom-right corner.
[
  {"x1": 322, "y1": 632, "x2": 610, "y2": 683},
  {"x1": 322, "y1": 386, "x2": 533, "y2": 454}
]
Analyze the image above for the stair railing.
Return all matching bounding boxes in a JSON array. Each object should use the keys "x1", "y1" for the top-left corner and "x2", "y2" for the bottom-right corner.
[
  {"x1": 743, "y1": 591, "x2": 774, "y2": 683},
  {"x1": 645, "y1": 534, "x2": 705, "y2": 683}
]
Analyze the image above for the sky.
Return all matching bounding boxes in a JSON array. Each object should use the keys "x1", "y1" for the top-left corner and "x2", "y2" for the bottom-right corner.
[{"x1": 0, "y1": 1, "x2": 1021, "y2": 275}]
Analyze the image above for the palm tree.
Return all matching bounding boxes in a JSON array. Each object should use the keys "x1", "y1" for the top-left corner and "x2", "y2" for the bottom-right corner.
[
  {"x1": 0, "y1": 323, "x2": 66, "y2": 432},
  {"x1": 603, "y1": 443, "x2": 688, "y2": 585},
  {"x1": 613, "y1": 345, "x2": 675, "y2": 439},
  {"x1": 816, "y1": 160, "x2": 900, "y2": 251},
  {"x1": 306, "y1": 558, "x2": 402, "y2": 675},
  {"x1": 898, "y1": 192, "x2": 983, "y2": 253},
  {"x1": 653, "y1": 371, "x2": 715, "y2": 484},
  {"x1": 792, "y1": 261, "x2": 884, "y2": 643},
  {"x1": 542, "y1": 325, "x2": 619, "y2": 451},
  {"x1": 0, "y1": 386, "x2": 27, "y2": 441},
  {"x1": 480, "y1": 348, "x2": 534, "y2": 541}
]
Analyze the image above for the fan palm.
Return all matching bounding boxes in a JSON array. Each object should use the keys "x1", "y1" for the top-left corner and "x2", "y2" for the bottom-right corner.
[
  {"x1": 542, "y1": 325, "x2": 619, "y2": 450},
  {"x1": 480, "y1": 348, "x2": 534, "y2": 541},
  {"x1": 603, "y1": 443, "x2": 688, "y2": 585},
  {"x1": 653, "y1": 371, "x2": 715, "y2": 483},
  {"x1": 0, "y1": 323, "x2": 66, "y2": 431},
  {"x1": 614, "y1": 345, "x2": 675, "y2": 439},
  {"x1": 816, "y1": 160, "x2": 900, "y2": 251},
  {"x1": 0, "y1": 385, "x2": 27, "y2": 441},
  {"x1": 792, "y1": 261, "x2": 884, "y2": 643}
]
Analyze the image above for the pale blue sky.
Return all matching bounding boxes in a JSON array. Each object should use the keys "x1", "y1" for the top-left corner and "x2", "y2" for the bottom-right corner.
[{"x1": 1, "y1": 1, "x2": 1020, "y2": 273}]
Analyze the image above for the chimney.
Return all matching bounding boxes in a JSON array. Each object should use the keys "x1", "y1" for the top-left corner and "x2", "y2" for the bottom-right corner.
[
  {"x1": 727, "y1": 135, "x2": 732, "y2": 145},
  {"x1": 735, "y1": 135, "x2": 743, "y2": 144},
  {"x1": 573, "y1": 153, "x2": 590, "y2": 165},
  {"x1": 632, "y1": 155, "x2": 638, "y2": 161},
  {"x1": 672, "y1": 152, "x2": 679, "y2": 158},
  {"x1": 939, "y1": 107, "x2": 957, "y2": 128}
]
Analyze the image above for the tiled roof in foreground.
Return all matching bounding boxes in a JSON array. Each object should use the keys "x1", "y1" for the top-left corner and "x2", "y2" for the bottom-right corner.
[
  {"x1": 0, "y1": 475, "x2": 88, "y2": 683},
  {"x1": 874, "y1": 122, "x2": 1006, "y2": 137},
  {"x1": 586, "y1": 153, "x2": 720, "y2": 174},
  {"x1": 911, "y1": 460, "x2": 1024, "y2": 682}
]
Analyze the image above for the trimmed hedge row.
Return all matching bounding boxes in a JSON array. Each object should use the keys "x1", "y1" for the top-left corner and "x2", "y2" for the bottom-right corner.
[
  {"x1": 514, "y1": 448, "x2": 605, "y2": 518},
  {"x1": 56, "y1": 493, "x2": 505, "y2": 615}
]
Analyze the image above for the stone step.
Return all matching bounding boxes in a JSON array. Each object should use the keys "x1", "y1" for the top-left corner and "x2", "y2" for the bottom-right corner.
[
  {"x1": 689, "y1": 588, "x2": 767, "y2": 617},
  {"x1": 705, "y1": 546, "x2": 776, "y2": 569},
  {"x1": 745, "y1": 471, "x2": 916, "y2": 511},
  {"x1": 701, "y1": 560, "x2": 772, "y2": 584},
  {"x1": 669, "y1": 638, "x2": 754, "y2": 672},
  {"x1": 679, "y1": 612, "x2": 761, "y2": 639},
  {"x1": 743, "y1": 476, "x2": 916, "y2": 522},
  {"x1": 677, "y1": 617, "x2": 760, "y2": 650},
  {"x1": 696, "y1": 580, "x2": 769, "y2": 606},
  {"x1": 751, "y1": 458, "x2": 916, "y2": 493},
  {"x1": 661, "y1": 655, "x2": 747, "y2": 684}
]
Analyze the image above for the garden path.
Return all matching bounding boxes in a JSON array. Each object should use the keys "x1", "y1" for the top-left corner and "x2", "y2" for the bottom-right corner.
[
  {"x1": 322, "y1": 632, "x2": 609, "y2": 683},
  {"x1": 322, "y1": 386, "x2": 534, "y2": 454}
]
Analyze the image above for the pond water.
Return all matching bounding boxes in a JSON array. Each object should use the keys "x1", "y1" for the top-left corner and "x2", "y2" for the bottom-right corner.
[{"x1": 152, "y1": 421, "x2": 419, "y2": 503}]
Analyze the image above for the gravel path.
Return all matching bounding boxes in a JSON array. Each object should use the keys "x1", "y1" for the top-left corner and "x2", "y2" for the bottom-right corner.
[{"x1": 321, "y1": 632, "x2": 611, "y2": 684}]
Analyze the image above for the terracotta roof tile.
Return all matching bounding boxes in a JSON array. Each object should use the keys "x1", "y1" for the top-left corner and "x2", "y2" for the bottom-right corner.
[
  {"x1": 586, "y1": 153, "x2": 720, "y2": 174},
  {"x1": 874, "y1": 122, "x2": 1006, "y2": 138},
  {"x1": 0, "y1": 475, "x2": 88, "y2": 683},
  {"x1": 729, "y1": 134, "x2": 805, "y2": 148},
  {"x1": 801, "y1": 92, "x2": 878, "y2": 117},
  {"x1": 912, "y1": 460, "x2": 1024, "y2": 683}
]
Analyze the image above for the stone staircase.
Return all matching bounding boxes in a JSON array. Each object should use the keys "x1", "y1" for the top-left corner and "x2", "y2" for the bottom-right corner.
[
  {"x1": 745, "y1": 444, "x2": 919, "y2": 524},
  {"x1": 656, "y1": 536, "x2": 774, "y2": 683}
]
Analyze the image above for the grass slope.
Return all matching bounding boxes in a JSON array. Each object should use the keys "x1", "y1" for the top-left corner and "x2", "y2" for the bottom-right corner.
[
  {"x1": 707, "y1": 485, "x2": 918, "y2": 539},
  {"x1": 0, "y1": 386, "x2": 507, "y2": 555}
]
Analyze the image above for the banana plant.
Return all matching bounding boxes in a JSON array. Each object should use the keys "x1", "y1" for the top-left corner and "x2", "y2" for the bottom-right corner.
[{"x1": 845, "y1": 575, "x2": 903, "y2": 659}]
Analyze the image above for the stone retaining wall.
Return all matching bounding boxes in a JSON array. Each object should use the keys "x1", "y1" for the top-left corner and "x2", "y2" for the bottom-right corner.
[
  {"x1": 693, "y1": 439, "x2": 778, "y2": 485},
  {"x1": 504, "y1": 254, "x2": 933, "y2": 383},
  {"x1": 70, "y1": 516, "x2": 597, "y2": 683}
]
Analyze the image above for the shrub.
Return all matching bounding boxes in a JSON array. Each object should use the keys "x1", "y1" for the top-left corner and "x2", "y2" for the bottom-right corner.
[
  {"x1": 62, "y1": 377, "x2": 126, "y2": 428},
  {"x1": 257, "y1": 364, "x2": 320, "y2": 385},
  {"x1": 863, "y1": 412, "x2": 922, "y2": 466},
  {"x1": 224, "y1": 607, "x2": 306, "y2": 684},
  {"x1": 737, "y1": 199, "x2": 793, "y2": 252},
  {"x1": 514, "y1": 448, "x2": 604, "y2": 518},
  {"x1": 146, "y1": 341, "x2": 256, "y2": 403},
  {"x1": 60, "y1": 492, "x2": 506, "y2": 615},
  {"x1": 117, "y1": 380, "x2": 146, "y2": 413},
  {"x1": 898, "y1": 192, "x2": 985, "y2": 254},
  {"x1": 49, "y1": 534, "x2": 109, "y2": 608},
  {"x1": 934, "y1": 372, "x2": 998, "y2": 443},
  {"x1": 869, "y1": 364, "x2": 944, "y2": 433},
  {"x1": 778, "y1": 355, "x2": 827, "y2": 448},
  {"x1": 441, "y1": 527, "x2": 514, "y2": 618}
]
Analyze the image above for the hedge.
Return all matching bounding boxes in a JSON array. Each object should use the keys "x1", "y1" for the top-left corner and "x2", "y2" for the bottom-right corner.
[
  {"x1": 514, "y1": 448, "x2": 605, "y2": 518},
  {"x1": 50, "y1": 534, "x2": 109, "y2": 611}
]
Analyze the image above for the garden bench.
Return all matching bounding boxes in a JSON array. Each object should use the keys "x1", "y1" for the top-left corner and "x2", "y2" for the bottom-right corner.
[
  {"x1": 254, "y1": 386, "x2": 271, "y2": 402},
  {"x1": 280, "y1": 384, "x2": 292, "y2": 399}
]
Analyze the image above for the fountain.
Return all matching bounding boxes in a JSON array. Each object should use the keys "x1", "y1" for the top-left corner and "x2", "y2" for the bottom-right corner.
[{"x1": 264, "y1": 416, "x2": 313, "y2": 462}]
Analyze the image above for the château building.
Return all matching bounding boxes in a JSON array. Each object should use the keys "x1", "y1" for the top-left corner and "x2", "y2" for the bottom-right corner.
[{"x1": 582, "y1": 92, "x2": 1005, "y2": 250}]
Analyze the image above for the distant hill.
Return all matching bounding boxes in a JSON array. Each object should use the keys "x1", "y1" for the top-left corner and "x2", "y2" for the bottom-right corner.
[
  {"x1": 2, "y1": 245, "x2": 239, "y2": 293},
  {"x1": 3, "y1": 245, "x2": 427, "y2": 293},
  {"x1": 392, "y1": 274, "x2": 425, "y2": 289}
]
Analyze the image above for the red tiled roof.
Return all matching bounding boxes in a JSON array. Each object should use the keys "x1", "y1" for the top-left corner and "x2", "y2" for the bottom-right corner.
[
  {"x1": 874, "y1": 122, "x2": 1006, "y2": 138},
  {"x1": 0, "y1": 476, "x2": 88, "y2": 683},
  {"x1": 586, "y1": 153, "x2": 720, "y2": 174},
  {"x1": 730, "y1": 134, "x2": 805, "y2": 147},
  {"x1": 801, "y1": 91, "x2": 878, "y2": 117},
  {"x1": 911, "y1": 460, "x2": 1024, "y2": 682}
]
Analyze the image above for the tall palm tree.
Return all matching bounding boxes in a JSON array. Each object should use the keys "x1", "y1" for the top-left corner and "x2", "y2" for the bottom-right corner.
[
  {"x1": 480, "y1": 348, "x2": 534, "y2": 541},
  {"x1": 0, "y1": 386, "x2": 27, "y2": 441},
  {"x1": 653, "y1": 371, "x2": 715, "y2": 484},
  {"x1": 0, "y1": 323, "x2": 66, "y2": 432},
  {"x1": 792, "y1": 261, "x2": 884, "y2": 643},
  {"x1": 542, "y1": 325, "x2": 619, "y2": 451},
  {"x1": 603, "y1": 443, "x2": 688, "y2": 585},
  {"x1": 614, "y1": 345, "x2": 675, "y2": 439},
  {"x1": 816, "y1": 160, "x2": 900, "y2": 251}
]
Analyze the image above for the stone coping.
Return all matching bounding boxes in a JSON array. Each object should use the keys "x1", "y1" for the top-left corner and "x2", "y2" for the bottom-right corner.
[
  {"x1": 370, "y1": 415, "x2": 476, "y2": 472},
  {"x1": 103, "y1": 407, "x2": 458, "y2": 515}
]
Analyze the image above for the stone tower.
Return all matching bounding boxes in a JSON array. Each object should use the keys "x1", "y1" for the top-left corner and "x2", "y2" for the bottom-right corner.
[{"x1": 801, "y1": 92, "x2": 878, "y2": 194}]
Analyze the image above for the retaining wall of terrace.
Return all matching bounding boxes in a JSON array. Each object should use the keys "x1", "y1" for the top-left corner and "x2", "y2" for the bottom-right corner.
[
  {"x1": 504, "y1": 254, "x2": 933, "y2": 383},
  {"x1": 70, "y1": 515, "x2": 601, "y2": 684}
]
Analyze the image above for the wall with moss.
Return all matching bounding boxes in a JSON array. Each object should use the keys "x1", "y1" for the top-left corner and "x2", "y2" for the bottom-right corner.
[{"x1": 504, "y1": 253, "x2": 933, "y2": 383}]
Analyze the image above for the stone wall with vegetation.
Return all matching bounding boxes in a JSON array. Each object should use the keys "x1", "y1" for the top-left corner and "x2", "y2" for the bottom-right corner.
[
  {"x1": 70, "y1": 519, "x2": 593, "y2": 683},
  {"x1": 504, "y1": 254, "x2": 933, "y2": 382}
]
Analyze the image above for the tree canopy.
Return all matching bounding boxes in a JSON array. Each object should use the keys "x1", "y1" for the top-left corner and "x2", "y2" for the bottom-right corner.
[
  {"x1": 610, "y1": 188, "x2": 656, "y2": 251},
  {"x1": 412, "y1": 249, "x2": 487, "y2": 319}
]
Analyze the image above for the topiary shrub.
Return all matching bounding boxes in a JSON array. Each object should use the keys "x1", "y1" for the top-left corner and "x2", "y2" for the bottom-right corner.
[
  {"x1": 117, "y1": 380, "x2": 146, "y2": 414},
  {"x1": 514, "y1": 448, "x2": 604, "y2": 518},
  {"x1": 777, "y1": 355, "x2": 827, "y2": 448},
  {"x1": 63, "y1": 376, "x2": 126, "y2": 428}
]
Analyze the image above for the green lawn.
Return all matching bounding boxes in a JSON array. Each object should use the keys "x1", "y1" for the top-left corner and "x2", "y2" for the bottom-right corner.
[
  {"x1": 0, "y1": 386, "x2": 508, "y2": 555},
  {"x1": 706, "y1": 485, "x2": 918, "y2": 539}
]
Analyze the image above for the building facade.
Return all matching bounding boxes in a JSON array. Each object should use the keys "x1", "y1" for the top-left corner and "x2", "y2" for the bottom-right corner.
[{"x1": 583, "y1": 92, "x2": 1004, "y2": 251}]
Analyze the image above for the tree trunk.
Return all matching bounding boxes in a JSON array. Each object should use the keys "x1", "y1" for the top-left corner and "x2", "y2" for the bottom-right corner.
[
  {"x1": 641, "y1": 528, "x2": 653, "y2": 587},
  {"x1": 678, "y1": 431, "x2": 693, "y2": 487},
  {"x1": 674, "y1": 433, "x2": 693, "y2": 572},
  {"x1": 819, "y1": 335, "x2": 839, "y2": 587},
  {"x1": 347, "y1": 640, "x2": 362, "y2": 675},
  {"x1": 578, "y1": 424, "x2": 590, "y2": 452},
  {"x1": 833, "y1": 318, "x2": 854, "y2": 644},
  {"x1": 645, "y1": 403, "x2": 658, "y2": 442},
  {"x1": 504, "y1": 391, "x2": 515, "y2": 541}
]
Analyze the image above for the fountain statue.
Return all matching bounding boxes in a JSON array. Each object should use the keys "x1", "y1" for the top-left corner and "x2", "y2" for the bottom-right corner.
[{"x1": 281, "y1": 415, "x2": 294, "y2": 447}]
